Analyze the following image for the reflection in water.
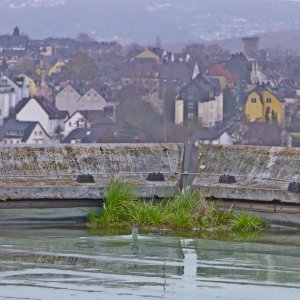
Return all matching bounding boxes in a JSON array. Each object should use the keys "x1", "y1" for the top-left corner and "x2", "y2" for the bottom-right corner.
[{"x1": 0, "y1": 227, "x2": 299, "y2": 300}]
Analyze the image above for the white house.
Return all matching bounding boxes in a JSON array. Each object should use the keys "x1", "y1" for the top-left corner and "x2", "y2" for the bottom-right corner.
[
  {"x1": 175, "y1": 75, "x2": 223, "y2": 127},
  {"x1": 15, "y1": 97, "x2": 68, "y2": 136},
  {"x1": 63, "y1": 110, "x2": 114, "y2": 136},
  {"x1": 193, "y1": 129, "x2": 234, "y2": 146},
  {"x1": 0, "y1": 75, "x2": 29, "y2": 102},
  {"x1": 55, "y1": 84, "x2": 108, "y2": 115},
  {"x1": 55, "y1": 83, "x2": 82, "y2": 113},
  {"x1": 0, "y1": 119, "x2": 51, "y2": 145}
]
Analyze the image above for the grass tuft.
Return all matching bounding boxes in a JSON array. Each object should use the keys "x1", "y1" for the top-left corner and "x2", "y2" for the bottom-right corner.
[
  {"x1": 230, "y1": 213, "x2": 264, "y2": 232},
  {"x1": 88, "y1": 183, "x2": 264, "y2": 233}
]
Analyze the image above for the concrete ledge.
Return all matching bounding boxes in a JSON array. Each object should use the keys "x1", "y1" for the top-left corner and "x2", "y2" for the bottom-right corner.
[
  {"x1": 192, "y1": 144, "x2": 300, "y2": 203},
  {"x1": 0, "y1": 143, "x2": 184, "y2": 200}
]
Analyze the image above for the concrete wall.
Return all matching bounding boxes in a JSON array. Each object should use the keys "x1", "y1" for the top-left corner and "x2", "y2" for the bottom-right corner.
[
  {"x1": 192, "y1": 144, "x2": 300, "y2": 203},
  {"x1": 0, "y1": 143, "x2": 184, "y2": 200},
  {"x1": 0, "y1": 143, "x2": 183, "y2": 177}
]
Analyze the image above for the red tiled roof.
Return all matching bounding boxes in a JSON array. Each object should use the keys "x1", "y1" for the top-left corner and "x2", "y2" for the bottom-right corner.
[{"x1": 208, "y1": 64, "x2": 238, "y2": 81}]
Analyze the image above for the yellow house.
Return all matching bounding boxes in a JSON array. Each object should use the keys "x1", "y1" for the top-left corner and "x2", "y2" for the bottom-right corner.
[
  {"x1": 19, "y1": 74, "x2": 40, "y2": 97},
  {"x1": 244, "y1": 86, "x2": 285, "y2": 126},
  {"x1": 36, "y1": 58, "x2": 66, "y2": 78},
  {"x1": 48, "y1": 59, "x2": 66, "y2": 77}
]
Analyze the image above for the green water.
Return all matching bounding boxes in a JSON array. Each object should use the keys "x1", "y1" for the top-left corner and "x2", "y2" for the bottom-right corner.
[{"x1": 0, "y1": 227, "x2": 299, "y2": 300}]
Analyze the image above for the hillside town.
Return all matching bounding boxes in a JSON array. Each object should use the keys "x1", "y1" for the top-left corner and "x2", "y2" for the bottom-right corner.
[{"x1": 1, "y1": 27, "x2": 300, "y2": 147}]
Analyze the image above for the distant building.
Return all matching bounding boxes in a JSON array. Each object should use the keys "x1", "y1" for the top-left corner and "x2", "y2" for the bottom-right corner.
[
  {"x1": 193, "y1": 128, "x2": 234, "y2": 145},
  {"x1": 244, "y1": 84, "x2": 285, "y2": 126},
  {"x1": 0, "y1": 84, "x2": 16, "y2": 125},
  {"x1": 63, "y1": 110, "x2": 114, "y2": 136},
  {"x1": 0, "y1": 75, "x2": 29, "y2": 102},
  {"x1": 175, "y1": 74, "x2": 223, "y2": 127},
  {"x1": 62, "y1": 127, "x2": 107, "y2": 144},
  {"x1": 55, "y1": 84, "x2": 108, "y2": 115},
  {"x1": 14, "y1": 97, "x2": 68, "y2": 136},
  {"x1": 0, "y1": 119, "x2": 50, "y2": 145}
]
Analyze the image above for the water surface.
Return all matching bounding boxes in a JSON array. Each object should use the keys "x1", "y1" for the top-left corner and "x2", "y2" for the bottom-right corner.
[{"x1": 0, "y1": 227, "x2": 299, "y2": 300}]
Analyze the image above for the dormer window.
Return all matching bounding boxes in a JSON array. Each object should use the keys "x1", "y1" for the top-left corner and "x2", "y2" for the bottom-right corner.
[
  {"x1": 210, "y1": 90, "x2": 214, "y2": 98},
  {"x1": 266, "y1": 98, "x2": 272, "y2": 103},
  {"x1": 251, "y1": 98, "x2": 257, "y2": 103}
]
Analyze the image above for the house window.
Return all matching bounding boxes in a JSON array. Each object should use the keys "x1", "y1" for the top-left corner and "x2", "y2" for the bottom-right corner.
[
  {"x1": 251, "y1": 98, "x2": 256, "y2": 103},
  {"x1": 266, "y1": 98, "x2": 272, "y2": 103},
  {"x1": 188, "y1": 101, "x2": 194, "y2": 110},
  {"x1": 69, "y1": 122, "x2": 71, "y2": 127},
  {"x1": 0, "y1": 109, "x2": 2, "y2": 116},
  {"x1": 188, "y1": 112, "x2": 194, "y2": 119}
]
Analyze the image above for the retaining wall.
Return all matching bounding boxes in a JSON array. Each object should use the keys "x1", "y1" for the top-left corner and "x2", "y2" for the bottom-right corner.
[
  {"x1": 0, "y1": 143, "x2": 184, "y2": 200},
  {"x1": 192, "y1": 145, "x2": 300, "y2": 203}
]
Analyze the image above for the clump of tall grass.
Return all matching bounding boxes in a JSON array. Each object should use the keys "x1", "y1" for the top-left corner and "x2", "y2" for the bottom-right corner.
[
  {"x1": 230, "y1": 213, "x2": 264, "y2": 232},
  {"x1": 131, "y1": 200, "x2": 168, "y2": 228},
  {"x1": 88, "y1": 182, "x2": 263, "y2": 233},
  {"x1": 91, "y1": 178, "x2": 137, "y2": 226}
]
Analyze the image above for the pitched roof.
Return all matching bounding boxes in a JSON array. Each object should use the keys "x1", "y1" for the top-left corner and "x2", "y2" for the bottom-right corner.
[
  {"x1": 178, "y1": 74, "x2": 221, "y2": 102},
  {"x1": 159, "y1": 62, "x2": 192, "y2": 81},
  {"x1": 62, "y1": 128, "x2": 105, "y2": 143},
  {"x1": 14, "y1": 97, "x2": 68, "y2": 120},
  {"x1": 247, "y1": 83, "x2": 285, "y2": 103},
  {"x1": 208, "y1": 64, "x2": 239, "y2": 81},
  {"x1": 121, "y1": 60, "x2": 159, "y2": 78},
  {"x1": 66, "y1": 110, "x2": 114, "y2": 125},
  {"x1": 0, "y1": 119, "x2": 45, "y2": 142}
]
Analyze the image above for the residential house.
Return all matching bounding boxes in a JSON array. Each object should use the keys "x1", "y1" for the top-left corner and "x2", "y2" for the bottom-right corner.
[
  {"x1": 121, "y1": 60, "x2": 161, "y2": 112},
  {"x1": 0, "y1": 49, "x2": 27, "y2": 65},
  {"x1": 62, "y1": 127, "x2": 107, "y2": 144},
  {"x1": 208, "y1": 64, "x2": 238, "y2": 90},
  {"x1": 48, "y1": 59, "x2": 66, "y2": 77},
  {"x1": 175, "y1": 74, "x2": 223, "y2": 127},
  {"x1": 36, "y1": 57, "x2": 66, "y2": 79},
  {"x1": 244, "y1": 83, "x2": 285, "y2": 126},
  {"x1": 0, "y1": 119, "x2": 50, "y2": 145},
  {"x1": 14, "y1": 97, "x2": 68, "y2": 136},
  {"x1": 193, "y1": 128, "x2": 234, "y2": 145},
  {"x1": 64, "y1": 110, "x2": 114, "y2": 136},
  {"x1": 159, "y1": 61, "x2": 192, "y2": 94},
  {"x1": 55, "y1": 84, "x2": 108, "y2": 115},
  {"x1": 18, "y1": 73, "x2": 42, "y2": 97},
  {"x1": 55, "y1": 83, "x2": 82, "y2": 112},
  {"x1": 0, "y1": 75, "x2": 29, "y2": 102},
  {"x1": 225, "y1": 53, "x2": 251, "y2": 84},
  {"x1": 0, "y1": 84, "x2": 16, "y2": 125}
]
